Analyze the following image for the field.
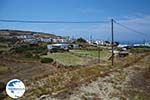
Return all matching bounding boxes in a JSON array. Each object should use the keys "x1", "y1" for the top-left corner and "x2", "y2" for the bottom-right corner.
[
  {"x1": 70, "y1": 49, "x2": 110, "y2": 59},
  {"x1": 43, "y1": 52, "x2": 87, "y2": 65},
  {"x1": 42, "y1": 49, "x2": 110, "y2": 66}
]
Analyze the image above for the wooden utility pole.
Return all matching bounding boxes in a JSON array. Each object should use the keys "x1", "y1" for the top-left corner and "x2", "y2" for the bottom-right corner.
[{"x1": 111, "y1": 19, "x2": 114, "y2": 66}]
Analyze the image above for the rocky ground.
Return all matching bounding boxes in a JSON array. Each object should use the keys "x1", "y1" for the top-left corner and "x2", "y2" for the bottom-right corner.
[{"x1": 42, "y1": 55, "x2": 150, "y2": 100}]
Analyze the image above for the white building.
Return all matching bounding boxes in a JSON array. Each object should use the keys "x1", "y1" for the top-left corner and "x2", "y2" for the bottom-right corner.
[
  {"x1": 16, "y1": 34, "x2": 34, "y2": 39},
  {"x1": 47, "y1": 44, "x2": 69, "y2": 50},
  {"x1": 95, "y1": 40, "x2": 105, "y2": 45},
  {"x1": 118, "y1": 44, "x2": 128, "y2": 48},
  {"x1": 40, "y1": 38, "x2": 52, "y2": 43}
]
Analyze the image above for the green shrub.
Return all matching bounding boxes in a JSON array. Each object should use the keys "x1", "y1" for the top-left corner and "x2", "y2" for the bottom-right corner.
[
  {"x1": 0, "y1": 93, "x2": 6, "y2": 100},
  {"x1": 0, "y1": 37, "x2": 7, "y2": 42},
  {"x1": 0, "y1": 65, "x2": 9, "y2": 74},
  {"x1": 0, "y1": 82, "x2": 5, "y2": 92},
  {"x1": 40, "y1": 58, "x2": 53, "y2": 63},
  {"x1": 0, "y1": 50, "x2": 3, "y2": 54},
  {"x1": 14, "y1": 44, "x2": 47, "y2": 55},
  {"x1": 14, "y1": 45, "x2": 28, "y2": 53},
  {"x1": 40, "y1": 51, "x2": 47, "y2": 55},
  {"x1": 130, "y1": 48, "x2": 150, "y2": 53},
  {"x1": 76, "y1": 37, "x2": 87, "y2": 43},
  {"x1": 33, "y1": 55, "x2": 40, "y2": 59},
  {"x1": 25, "y1": 52, "x2": 33, "y2": 58}
]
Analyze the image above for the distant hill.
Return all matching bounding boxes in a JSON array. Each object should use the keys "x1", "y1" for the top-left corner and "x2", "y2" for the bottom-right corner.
[{"x1": 0, "y1": 29, "x2": 59, "y2": 38}]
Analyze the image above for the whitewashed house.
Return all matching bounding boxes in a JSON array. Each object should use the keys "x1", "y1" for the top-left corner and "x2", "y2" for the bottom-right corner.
[
  {"x1": 40, "y1": 38, "x2": 52, "y2": 43},
  {"x1": 47, "y1": 43, "x2": 69, "y2": 51}
]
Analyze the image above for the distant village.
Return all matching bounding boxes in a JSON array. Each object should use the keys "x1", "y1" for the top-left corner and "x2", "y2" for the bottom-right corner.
[
  {"x1": 12, "y1": 32, "x2": 150, "y2": 46},
  {"x1": 0, "y1": 29, "x2": 150, "y2": 57}
]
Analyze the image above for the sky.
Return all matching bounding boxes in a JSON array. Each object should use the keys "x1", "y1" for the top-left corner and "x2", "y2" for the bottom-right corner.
[{"x1": 0, "y1": 0, "x2": 150, "y2": 43}]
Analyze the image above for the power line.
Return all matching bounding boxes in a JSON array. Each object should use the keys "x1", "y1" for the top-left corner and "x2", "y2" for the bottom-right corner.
[
  {"x1": 0, "y1": 19, "x2": 109, "y2": 24},
  {"x1": 114, "y1": 20, "x2": 149, "y2": 37}
]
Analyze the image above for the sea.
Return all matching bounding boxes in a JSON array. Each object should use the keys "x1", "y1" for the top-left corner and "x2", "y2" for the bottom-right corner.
[{"x1": 119, "y1": 40, "x2": 149, "y2": 45}]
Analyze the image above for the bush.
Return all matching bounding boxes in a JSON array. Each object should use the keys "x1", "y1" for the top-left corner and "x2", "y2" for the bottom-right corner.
[
  {"x1": 33, "y1": 55, "x2": 40, "y2": 59},
  {"x1": 14, "y1": 45, "x2": 28, "y2": 53},
  {"x1": 130, "y1": 48, "x2": 150, "y2": 53},
  {"x1": 0, "y1": 82, "x2": 5, "y2": 92},
  {"x1": 0, "y1": 50, "x2": 3, "y2": 54},
  {"x1": 25, "y1": 52, "x2": 33, "y2": 58},
  {"x1": 14, "y1": 44, "x2": 47, "y2": 55},
  {"x1": 76, "y1": 37, "x2": 87, "y2": 43},
  {"x1": 40, "y1": 58, "x2": 53, "y2": 63},
  {"x1": 40, "y1": 51, "x2": 47, "y2": 55},
  {"x1": 0, "y1": 37, "x2": 7, "y2": 42},
  {"x1": 0, "y1": 94, "x2": 6, "y2": 100}
]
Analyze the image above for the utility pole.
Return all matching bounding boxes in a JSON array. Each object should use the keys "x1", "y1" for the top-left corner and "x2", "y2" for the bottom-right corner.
[{"x1": 111, "y1": 19, "x2": 114, "y2": 66}]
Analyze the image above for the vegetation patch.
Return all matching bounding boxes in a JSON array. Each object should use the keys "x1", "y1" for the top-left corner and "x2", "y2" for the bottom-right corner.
[
  {"x1": 0, "y1": 65, "x2": 9, "y2": 74},
  {"x1": 130, "y1": 47, "x2": 150, "y2": 53},
  {"x1": 70, "y1": 49, "x2": 110, "y2": 59},
  {"x1": 27, "y1": 53, "x2": 150, "y2": 98},
  {"x1": 41, "y1": 57, "x2": 54, "y2": 63},
  {"x1": 14, "y1": 44, "x2": 47, "y2": 55},
  {"x1": 0, "y1": 81, "x2": 6, "y2": 100},
  {"x1": 28, "y1": 64, "x2": 112, "y2": 97},
  {"x1": 43, "y1": 53, "x2": 87, "y2": 65}
]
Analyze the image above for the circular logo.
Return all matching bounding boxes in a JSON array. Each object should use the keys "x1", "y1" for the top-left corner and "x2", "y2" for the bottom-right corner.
[{"x1": 6, "y1": 79, "x2": 25, "y2": 99}]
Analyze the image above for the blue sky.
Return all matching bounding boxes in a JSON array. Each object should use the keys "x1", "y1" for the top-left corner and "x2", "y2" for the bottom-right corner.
[{"x1": 0, "y1": 0, "x2": 150, "y2": 42}]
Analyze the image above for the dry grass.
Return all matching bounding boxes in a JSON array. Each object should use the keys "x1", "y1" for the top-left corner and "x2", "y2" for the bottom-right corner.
[
  {"x1": 0, "y1": 64, "x2": 9, "y2": 74},
  {"x1": 26, "y1": 53, "x2": 149, "y2": 98}
]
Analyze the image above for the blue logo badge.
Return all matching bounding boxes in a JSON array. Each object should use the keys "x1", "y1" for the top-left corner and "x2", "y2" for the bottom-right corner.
[{"x1": 6, "y1": 79, "x2": 25, "y2": 99}]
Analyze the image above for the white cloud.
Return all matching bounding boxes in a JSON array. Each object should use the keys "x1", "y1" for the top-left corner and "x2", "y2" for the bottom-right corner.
[
  {"x1": 114, "y1": 15, "x2": 150, "y2": 36},
  {"x1": 47, "y1": 14, "x2": 150, "y2": 41}
]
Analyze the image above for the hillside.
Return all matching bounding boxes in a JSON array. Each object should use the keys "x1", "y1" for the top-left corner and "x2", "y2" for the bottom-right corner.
[{"x1": 0, "y1": 29, "x2": 59, "y2": 38}]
